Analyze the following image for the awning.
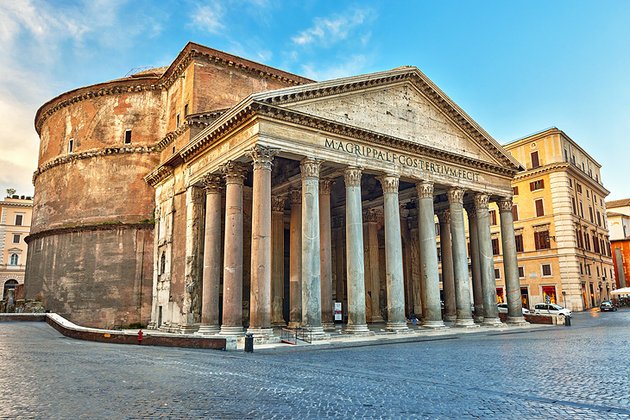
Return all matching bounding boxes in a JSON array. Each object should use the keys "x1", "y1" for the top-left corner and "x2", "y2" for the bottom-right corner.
[{"x1": 610, "y1": 287, "x2": 630, "y2": 296}]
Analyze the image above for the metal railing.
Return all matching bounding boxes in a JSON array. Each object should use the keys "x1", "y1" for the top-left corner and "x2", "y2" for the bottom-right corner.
[{"x1": 280, "y1": 327, "x2": 313, "y2": 344}]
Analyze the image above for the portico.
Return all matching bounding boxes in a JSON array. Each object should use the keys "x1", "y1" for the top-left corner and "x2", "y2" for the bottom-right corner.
[{"x1": 147, "y1": 67, "x2": 527, "y2": 336}]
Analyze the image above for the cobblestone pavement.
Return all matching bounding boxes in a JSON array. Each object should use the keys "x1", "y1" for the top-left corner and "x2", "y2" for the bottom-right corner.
[{"x1": 1, "y1": 310, "x2": 630, "y2": 419}]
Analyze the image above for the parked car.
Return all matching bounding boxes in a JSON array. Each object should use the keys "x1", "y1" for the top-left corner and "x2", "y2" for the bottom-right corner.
[
  {"x1": 600, "y1": 301, "x2": 618, "y2": 312},
  {"x1": 497, "y1": 303, "x2": 530, "y2": 315},
  {"x1": 533, "y1": 303, "x2": 572, "y2": 317}
]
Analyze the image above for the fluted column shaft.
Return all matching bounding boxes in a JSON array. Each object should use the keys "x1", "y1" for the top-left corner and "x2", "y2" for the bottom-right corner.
[
  {"x1": 466, "y1": 205, "x2": 484, "y2": 323},
  {"x1": 475, "y1": 193, "x2": 501, "y2": 325},
  {"x1": 334, "y1": 218, "x2": 346, "y2": 320},
  {"x1": 498, "y1": 198, "x2": 527, "y2": 325},
  {"x1": 288, "y1": 189, "x2": 302, "y2": 328},
  {"x1": 271, "y1": 195, "x2": 286, "y2": 326},
  {"x1": 437, "y1": 210, "x2": 456, "y2": 322},
  {"x1": 198, "y1": 175, "x2": 223, "y2": 334},
  {"x1": 320, "y1": 179, "x2": 334, "y2": 330},
  {"x1": 448, "y1": 188, "x2": 475, "y2": 327},
  {"x1": 379, "y1": 174, "x2": 408, "y2": 332},
  {"x1": 365, "y1": 209, "x2": 383, "y2": 323},
  {"x1": 220, "y1": 162, "x2": 247, "y2": 335},
  {"x1": 344, "y1": 167, "x2": 370, "y2": 333},
  {"x1": 417, "y1": 181, "x2": 445, "y2": 328},
  {"x1": 301, "y1": 159, "x2": 324, "y2": 335}
]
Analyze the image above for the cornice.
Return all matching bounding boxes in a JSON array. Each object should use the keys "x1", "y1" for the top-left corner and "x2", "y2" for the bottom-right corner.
[
  {"x1": 32, "y1": 146, "x2": 157, "y2": 185},
  {"x1": 513, "y1": 162, "x2": 610, "y2": 196},
  {"x1": 144, "y1": 165, "x2": 174, "y2": 187},
  {"x1": 25, "y1": 221, "x2": 154, "y2": 244},
  {"x1": 1, "y1": 201, "x2": 32, "y2": 207}
]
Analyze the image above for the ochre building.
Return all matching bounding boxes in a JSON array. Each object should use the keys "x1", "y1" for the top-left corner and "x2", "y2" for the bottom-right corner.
[
  {"x1": 607, "y1": 198, "x2": 630, "y2": 289},
  {"x1": 27, "y1": 42, "x2": 528, "y2": 334},
  {"x1": 1, "y1": 193, "x2": 32, "y2": 301}
]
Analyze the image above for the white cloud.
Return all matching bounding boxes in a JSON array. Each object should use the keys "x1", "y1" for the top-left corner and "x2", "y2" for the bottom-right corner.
[
  {"x1": 191, "y1": 3, "x2": 226, "y2": 34},
  {"x1": 292, "y1": 8, "x2": 374, "y2": 47},
  {"x1": 300, "y1": 54, "x2": 369, "y2": 81}
]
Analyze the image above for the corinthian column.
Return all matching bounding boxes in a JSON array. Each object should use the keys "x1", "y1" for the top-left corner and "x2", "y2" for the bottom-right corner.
[
  {"x1": 288, "y1": 189, "x2": 302, "y2": 328},
  {"x1": 271, "y1": 195, "x2": 286, "y2": 326},
  {"x1": 475, "y1": 193, "x2": 501, "y2": 326},
  {"x1": 320, "y1": 178, "x2": 335, "y2": 331},
  {"x1": 247, "y1": 145, "x2": 278, "y2": 339},
  {"x1": 465, "y1": 204, "x2": 484, "y2": 323},
  {"x1": 364, "y1": 208, "x2": 383, "y2": 323},
  {"x1": 219, "y1": 161, "x2": 248, "y2": 336},
  {"x1": 417, "y1": 181, "x2": 445, "y2": 328},
  {"x1": 344, "y1": 167, "x2": 370, "y2": 334},
  {"x1": 378, "y1": 174, "x2": 408, "y2": 332},
  {"x1": 498, "y1": 197, "x2": 528, "y2": 325},
  {"x1": 437, "y1": 209, "x2": 456, "y2": 322},
  {"x1": 300, "y1": 159, "x2": 325, "y2": 337},
  {"x1": 198, "y1": 174, "x2": 223, "y2": 335},
  {"x1": 181, "y1": 184, "x2": 205, "y2": 333},
  {"x1": 447, "y1": 188, "x2": 475, "y2": 327}
]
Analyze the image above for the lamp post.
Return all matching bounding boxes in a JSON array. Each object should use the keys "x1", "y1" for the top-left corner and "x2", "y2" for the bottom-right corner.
[{"x1": 562, "y1": 291, "x2": 567, "y2": 309}]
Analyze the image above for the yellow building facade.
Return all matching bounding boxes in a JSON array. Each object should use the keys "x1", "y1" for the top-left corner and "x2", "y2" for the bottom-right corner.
[
  {"x1": 0, "y1": 193, "x2": 33, "y2": 300},
  {"x1": 490, "y1": 128, "x2": 614, "y2": 311}
]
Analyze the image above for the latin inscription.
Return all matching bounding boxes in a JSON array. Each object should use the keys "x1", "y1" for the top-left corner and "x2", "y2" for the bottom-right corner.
[{"x1": 324, "y1": 139, "x2": 480, "y2": 182}]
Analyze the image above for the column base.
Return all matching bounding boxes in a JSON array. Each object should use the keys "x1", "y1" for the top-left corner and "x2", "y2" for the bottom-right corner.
[
  {"x1": 370, "y1": 315, "x2": 385, "y2": 323},
  {"x1": 195, "y1": 325, "x2": 221, "y2": 335},
  {"x1": 179, "y1": 324, "x2": 198, "y2": 334},
  {"x1": 219, "y1": 325, "x2": 245, "y2": 336},
  {"x1": 287, "y1": 321, "x2": 301, "y2": 329},
  {"x1": 343, "y1": 324, "x2": 373, "y2": 335},
  {"x1": 386, "y1": 322, "x2": 410, "y2": 333},
  {"x1": 506, "y1": 316, "x2": 529, "y2": 326},
  {"x1": 147, "y1": 321, "x2": 157, "y2": 330},
  {"x1": 444, "y1": 314, "x2": 457, "y2": 323},
  {"x1": 322, "y1": 322, "x2": 336, "y2": 331},
  {"x1": 454, "y1": 318, "x2": 479, "y2": 328},
  {"x1": 421, "y1": 320, "x2": 446, "y2": 329},
  {"x1": 246, "y1": 327, "x2": 275, "y2": 340},
  {"x1": 482, "y1": 317, "x2": 503, "y2": 327},
  {"x1": 271, "y1": 321, "x2": 287, "y2": 327},
  {"x1": 303, "y1": 326, "x2": 329, "y2": 340}
]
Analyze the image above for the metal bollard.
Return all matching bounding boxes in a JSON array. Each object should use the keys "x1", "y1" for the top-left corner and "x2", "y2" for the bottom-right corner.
[
  {"x1": 244, "y1": 332, "x2": 254, "y2": 352},
  {"x1": 564, "y1": 315, "x2": 571, "y2": 326}
]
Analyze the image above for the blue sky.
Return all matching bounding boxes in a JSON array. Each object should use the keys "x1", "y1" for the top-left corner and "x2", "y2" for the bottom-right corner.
[{"x1": 1, "y1": 0, "x2": 629, "y2": 199}]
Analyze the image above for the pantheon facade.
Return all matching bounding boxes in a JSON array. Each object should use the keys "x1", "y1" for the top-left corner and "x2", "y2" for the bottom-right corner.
[{"x1": 26, "y1": 43, "x2": 526, "y2": 333}]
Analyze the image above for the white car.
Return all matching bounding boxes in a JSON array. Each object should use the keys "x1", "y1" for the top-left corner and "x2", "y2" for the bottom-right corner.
[
  {"x1": 497, "y1": 303, "x2": 530, "y2": 315},
  {"x1": 533, "y1": 303, "x2": 572, "y2": 317}
]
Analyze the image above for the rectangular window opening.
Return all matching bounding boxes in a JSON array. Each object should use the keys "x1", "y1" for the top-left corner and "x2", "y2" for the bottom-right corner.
[{"x1": 124, "y1": 129, "x2": 132, "y2": 145}]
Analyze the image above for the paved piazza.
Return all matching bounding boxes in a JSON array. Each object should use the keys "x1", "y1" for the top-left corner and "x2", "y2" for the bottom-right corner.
[{"x1": 1, "y1": 311, "x2": 629, "y2": 419}]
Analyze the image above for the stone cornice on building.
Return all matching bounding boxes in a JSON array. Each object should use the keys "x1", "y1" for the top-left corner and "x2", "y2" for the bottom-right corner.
[
  {"x1": 144, "y1": 165, "x2": 174, "y2": 187},
  {"x1": 513, "y1": 162, "x2": 610, "y2": 196},
  {"x1": 32, "y1": 146, "x2": 157, "y2": 185},
  {"x1": 180, "y1": 101, "x2": 518, "y2": 178},
  {"x1": 1, "y1": 201, "x2": 32, "y2": 207},
  {"x1": 25, "y1": 221, "x2": 154, "y2": 244}
]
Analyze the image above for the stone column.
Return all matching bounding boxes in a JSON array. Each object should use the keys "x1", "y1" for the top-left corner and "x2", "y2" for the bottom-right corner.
[
  {"x1": 408, "y1": 207, "x2": 423, "y2": 318},
  {"x1": 247, "y1": 146, "x2": 277, "y2": 338},
  {"x1": 498, "y1": 197, "x2": 527, "y2": 325},
  {"x1": 288, "y1": 189, "x2": 302, "y2": 328},
  {"x1": 417, "y1": 181, "x2": 445, "y2": 328},
  {"x1": 271, "y1": 195, "x2": 286, "y2": 326},
  {"x1": 333, "y1": 217, "x2": 346, "y2": 319},
  {"x1": 379, "y1": 174, "x2": 409, "y2": 332},
  {"x1": 437, "y1": 210, "x2": 456, "y2": 322},
  {"x1": 181, "y1": 184, "x2": 205, "y2": 333},
  {"x1": 465, "y1": 204, "x2": 484, "y2": 323},
  {"x1": 319, "y1": 178, "x2": 335, "y2": 330},
  {"x1": 365, "y1": 208, "x2": 383, "y2": 323},
  {"x1": 219, "y1": 161, "x2": 247, "y2": 336},
  {"x1": 300, "y1": 159, "x2": 325, "y2": 337},
  {"x1": 474, "y1": 193, "x2": 501, "y2": 326},
  {"x1": 447, "y1": 188, "x2": 475, "y2": 327},
  {"x1": 198, "y1": 174, "x2": 223, "y2": 335},
  {"x1": 344, "y1": 167, "x2": 370, "y2": 334}
]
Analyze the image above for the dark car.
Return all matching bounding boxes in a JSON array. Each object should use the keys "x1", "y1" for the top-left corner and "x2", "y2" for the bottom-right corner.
[{"x1": 600, "y1": 301, "x2": 617, "y2": 312}]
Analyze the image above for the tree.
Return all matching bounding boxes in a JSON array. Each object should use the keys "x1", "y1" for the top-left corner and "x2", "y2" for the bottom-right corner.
[{"x1": 6, "y1": 188, "x2": 16, "y2": 197}]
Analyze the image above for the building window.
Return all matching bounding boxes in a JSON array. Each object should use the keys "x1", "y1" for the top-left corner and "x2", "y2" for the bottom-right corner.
[
  {"x1": 494, "y1": 268, "x2": 501, "y2": 279},
  {"x1": 579, "y1": 202, "x2": 584, "y2": 217},
  {"x1": 489, "y1": 210, "x2": 497, "y2": 226},
  {"x1": 12, "y1": 234, "x2": 20, "y2": 244},
  {"x1": 576, "y1": 229, "x2": 583, "y2": 248},
  {"x1": 589, "y1": 207, "x2": 593, "y2": 223},
  {"x1": 542, "y1": 285, "x2": 557, "y2": 304},
  {"x1": 534, "y1": 230, "x2": 550, "y2": 250},
  {"x1": 160, "y1": 252, "x2": 166, "y2": 275},
  {"x1": 492, "y1": 238, "x2": 500, "y2": 255},
  {"x1": 579, "y1": 263, "x2": 583, "y2": 275},
  {"x1": 531, "y1": 151, "x2": 540, "y2": 169},
  {"x1": 535, "y1": 199, "x2": 544, "y2": 217},
  {"x1": 515, "y1": 234, "x2": 524, "y2": 252},
  {"x1": 124, "y1": 129, "x2": 132, "y2": 145},
  {"x1": 569, "y1": 178, "x2": 573, "y2": 188},
  {"x1": 571, "y1": 197, "x2": 577, "y2": 215},
  {"x1": 530, "y1": 180, "x2": 544, "y2": 191},
  {"x1": 518, "y1": 266, "x2": 525, "y2": 278},
  {"x1": 184, "y1": 104, "x2": 189, "y2": 117},
  {"x1": 564, "y1": 149, "x2": 569, "y2": 162},
  {"x1": 541, "y1": 264, "x2": 552, "y2": 277},
  {"x1": 15, "y1": 214, "x2": 23, "y2": 226},
  {"x1": 496, "y1": 288, "x2": 505, "y2": 303},
  {"x1": 596, "y1": 211, "x2": 601, "y2": 227},
  {"x1": 512, "y1": 205, "x2": 519, "y2": 221},
  {"x1": 9, "y1": 254, "x2": 18, "y2": 265},
  {"x1": 68, "y1": 138, "x2": 74, "y2": 153},
  {"x1": 435, "y1": 222, "x2": 440, "y2": 236},
  {"x1": 176, "y1": 113, "x2": 180, "y2": 128},
  {"x1": 577, "y1": 183, "x2": 582, "y2": 194},
  {"x1": 513, "y1": 186, "x2": 519, "y2": 196},
  {"x1": 586, "y1": 264, "x2": 591, "y2": 275},
  {"x1": 584, "y1": 232, "x2": 591, "y2": 251}
]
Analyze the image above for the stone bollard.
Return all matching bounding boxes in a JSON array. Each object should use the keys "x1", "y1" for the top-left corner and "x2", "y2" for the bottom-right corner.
[
  {"x1": 244, "y1": 332, "x2": 254, "y2": 353},
  {"x1": 6, "y1": 289, "x2": 15, "y2": 313}
]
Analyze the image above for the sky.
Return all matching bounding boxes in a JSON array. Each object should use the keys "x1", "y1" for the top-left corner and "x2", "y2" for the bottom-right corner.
[{"x1": 1, "y1": 0, "x2": 629, "y2": 199}]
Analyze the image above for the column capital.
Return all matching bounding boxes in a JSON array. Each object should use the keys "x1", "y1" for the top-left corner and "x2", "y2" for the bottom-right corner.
[
  {"x1": 497, "y1": 197, "x2": 514, "y2": 213},
  {"x1": 300, "y1": 158, "x2": 321, "y2": 180},
  {"x1": 416, "y1": 181, "x2": 434, "y2": 199},
  {"x1": 344, "y1": 166, "x2": 363, "y2": 187},
  {"x1": 290, "y1": 189, "x2": 301, "y2": 205},
  {"x1": 221, "y1": 161, "x2": 248, "y2": 184},
  {"x1": 377, "y1": 174, "x2": 400, "y2": 193},
  {"x1": 201, "y1": 174, "x2": 224, "y2": 194},
  {"x1": 272, "y1": 195, "x2": 286, "y2": 213},
  {"x1": 447, "y1": 187, "x2": 465, "y2": 204},
  {"x1": 319, "y1": 178, "x2": 335, "y2": 195},
  {"x1": 250, "y1": 145, "x2": 279, "y2": 171},
  {"x1": 437, "y1": 209, "x2": 451, "y2": 224},
  {"x1": 473, "y1": 192, "x2": 490, "y2": 211}
]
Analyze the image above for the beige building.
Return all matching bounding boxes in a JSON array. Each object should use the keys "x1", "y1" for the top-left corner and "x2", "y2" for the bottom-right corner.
[
  {"x1": 489, "y1": 128, "x2": 614, "y2": 311},
  {"x1": 1, "y1": 193, "x2": 33, "y2": 300},
  {"x1": 606, "y1": 198, "x2": 630, "y2": 289}
]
